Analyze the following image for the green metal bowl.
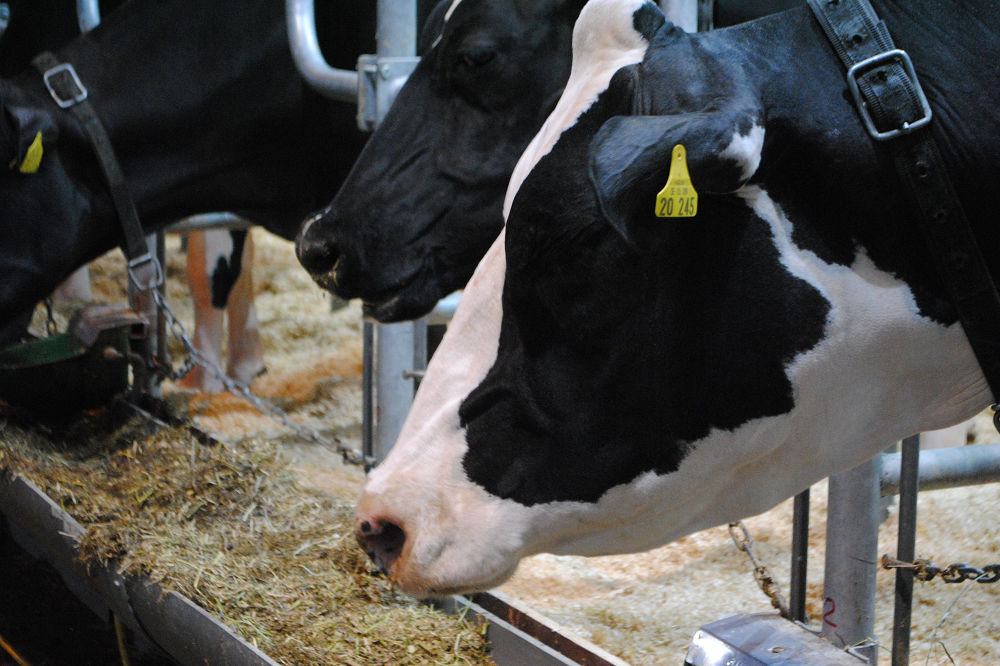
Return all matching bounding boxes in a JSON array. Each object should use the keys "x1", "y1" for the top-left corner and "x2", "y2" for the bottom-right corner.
[{"x1": 0, "y1": 305, "x2": 145, "y2": 416}]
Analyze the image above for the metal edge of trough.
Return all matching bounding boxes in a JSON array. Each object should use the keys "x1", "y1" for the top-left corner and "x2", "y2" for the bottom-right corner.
[{"x1": 0, "y1": 398, "x2": 629, "y2": 666}]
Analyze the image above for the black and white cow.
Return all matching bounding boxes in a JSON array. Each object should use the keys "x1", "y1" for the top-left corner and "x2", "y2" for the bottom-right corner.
[
  {"x1": 353, "y1": 0, "x2": 999, "y2": 596},
  {"x1": 0, "y1": 0, "x2": 373, "y2": 355}
]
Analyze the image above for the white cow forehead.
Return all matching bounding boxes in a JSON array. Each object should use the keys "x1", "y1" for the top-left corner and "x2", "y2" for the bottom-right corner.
[{"x1": 503, "y1": 0, "x2": 652, "y2": 219}]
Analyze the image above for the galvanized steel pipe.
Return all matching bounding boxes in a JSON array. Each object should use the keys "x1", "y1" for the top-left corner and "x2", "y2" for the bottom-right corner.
[
  {"x1": 822, "y1": 457, "x2": 881, "y2": 665},
  {"x1": 880, "y1": 442, "x2": 1000, "y2": 496},
  {"x1": 286, "y1": 0, "x2": 359, "y2": 103}
]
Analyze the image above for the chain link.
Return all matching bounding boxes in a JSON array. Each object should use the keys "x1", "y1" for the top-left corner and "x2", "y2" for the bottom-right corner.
[
  {"x1": 151, "y1": 290, "x2": 371, "y2": 467},
  {"x1": 728, "y1": 521, "x2": 791, "y2": 618},
  {"x1": 44, "y1": 297, "x2": 58, "y2": 336},
  {"x1": 881, "y1": 554, "x2": 1000, "y2": 584}
]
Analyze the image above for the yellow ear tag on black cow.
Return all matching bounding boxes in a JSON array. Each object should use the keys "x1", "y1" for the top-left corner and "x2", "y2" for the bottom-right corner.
[
  {"x1": 19, "y1": 131, "x2": 44, "y2": 174},
  {"x1": 655, "y1": 144, "x2": 697, "y2": 218}
]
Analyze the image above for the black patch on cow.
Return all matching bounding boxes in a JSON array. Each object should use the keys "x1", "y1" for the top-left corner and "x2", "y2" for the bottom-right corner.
[
  {"x1": 459, "y1": 39, "x2": 831, "y2": 506},
  {"x1": 210, "y1": 231, "x2": 246, "y2": 309}
]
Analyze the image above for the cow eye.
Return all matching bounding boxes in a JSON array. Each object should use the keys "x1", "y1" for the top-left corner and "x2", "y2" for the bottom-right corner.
[{"x1": 461, "y1": 47, "x2": 496, "y2": 68}]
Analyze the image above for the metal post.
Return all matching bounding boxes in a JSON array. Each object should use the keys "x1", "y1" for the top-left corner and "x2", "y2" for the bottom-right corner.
[
  {"x1": 790, "y1": 488, "x2": 810, "y2": 623},
  {"x1": 76, "y1": 0, "x2": 100, "y2": 33},
  {"x1": 155, "y1": 230, "x2": 167, "y2": 372},
  {"x1": 821, "y1": 456, "x2": 881, "y2": 664},
  {"x1": 365, "y1": 0, "x2": 423, "y2": 466},
  {"x1": 362, "y1": 321, "x2": 375, "y2": 469},
  {"x1": 891, "y1": 435, "x2": 920, "y2": 666},
  {"x1": 661, "y1": 0, "x2": 698, "y2": 32}
]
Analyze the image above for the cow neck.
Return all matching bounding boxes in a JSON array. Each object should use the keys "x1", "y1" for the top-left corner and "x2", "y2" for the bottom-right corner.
[
  {"x1": 808, "y1": 0, "x2": 1000, "y2": 416},
  {"x1": 31, "y1": 51, "x2": 159, "y2": 293}
]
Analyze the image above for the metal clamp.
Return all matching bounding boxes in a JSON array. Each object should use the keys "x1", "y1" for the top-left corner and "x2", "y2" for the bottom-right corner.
[
  {"x1": 127, "y1": 253, "x2": 163, "y2": 292},
  {"x1": 43, "y1": 62, "x2": 89, "y2": 108},
  {"x1": 846, "y1": 49, "x2": 932, "y2": 141}
]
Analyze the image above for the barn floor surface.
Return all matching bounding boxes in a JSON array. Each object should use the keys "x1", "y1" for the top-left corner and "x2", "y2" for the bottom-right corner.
[{"x1": 26, "y1": 229, "x2": 999, "y2": 666}]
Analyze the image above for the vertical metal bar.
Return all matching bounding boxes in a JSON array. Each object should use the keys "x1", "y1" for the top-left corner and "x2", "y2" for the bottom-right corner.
[
  {"x1": 367, "y1": 0, "x2": 420, "y2": 466},
  {"x1": 155, "y1": 230, "x2": 167, "y2": 372},
  {"x1": 789, "y1": 488, "x2": 810, "y2": 623},
  {"x1": 891, "y1": 435, "x2": 920, "y2": 666},
  {"x1": 821, "y1": 456, "x2": 881, "y2": 665},
  {"x1": 412, "y1": 316, "x2": 427, "y2": 392},
  {"x1": 362, "y1": 321, "x2": 375, "y2": 470},
  {"x1": 660, "y1": 0, "x2": 698, "y2": 32}
]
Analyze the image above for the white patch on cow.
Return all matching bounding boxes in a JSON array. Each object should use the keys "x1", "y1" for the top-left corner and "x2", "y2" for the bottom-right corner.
[
  {"x1": 443, "y1": 0, "x2": 464, "y2": 23},
  {"x1": 203, "y1": 229, "x2": 234, "y2": 283},
  {"x1": 720, "y1": 124, "x2": 765, "y2": 183},
  {"x1": 504, "y1": 0, "x2": 651, "y2": 218},
  {"x1": 357, "y1": 0, "x2": 657, "y2": 596}
]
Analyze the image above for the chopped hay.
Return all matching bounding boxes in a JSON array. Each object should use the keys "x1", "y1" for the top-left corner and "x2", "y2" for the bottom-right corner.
[{"x1": 0, "y1": 421, "x2": 493, "y2": 666}]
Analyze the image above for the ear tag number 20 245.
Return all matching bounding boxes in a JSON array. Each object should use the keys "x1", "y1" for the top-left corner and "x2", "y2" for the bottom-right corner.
[{"x1": 655, "y1": 144, "x2": 697, "y2": 218}]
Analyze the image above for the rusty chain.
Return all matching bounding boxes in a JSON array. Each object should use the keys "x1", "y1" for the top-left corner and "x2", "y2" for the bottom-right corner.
[
  {"x1": 881, "y1": 554, "x2": 1000, "y2": 584},
  {"x1": 151, "y1": 290, "x2": 371, "y2": 467},
  {"x1": 728, "y1": 521, "x2": 790, "y2": 618}
]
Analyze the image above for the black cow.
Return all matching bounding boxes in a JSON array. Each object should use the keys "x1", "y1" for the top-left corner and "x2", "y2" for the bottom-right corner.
[
  {"x1": 295, "y1": 0, "x2": 803, "y2": 322},
  {"x1": 0, "y1": 0, "x2": 374, "y2": 349},
  {"x1": 352, "y1": 0, "x2": 1000, "y2": 596}
]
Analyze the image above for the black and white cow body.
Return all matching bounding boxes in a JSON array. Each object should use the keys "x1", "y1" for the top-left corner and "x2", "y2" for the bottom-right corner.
[
  {"x1": 0, "y1": 0, "x2": 373, "y2": 347},
  {"x1": 355, "y1": 0, "x2": 999, "y2": 596}
]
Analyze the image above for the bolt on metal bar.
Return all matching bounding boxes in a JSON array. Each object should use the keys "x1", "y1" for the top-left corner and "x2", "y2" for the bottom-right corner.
[
  {"x1": 891, "y1": 435, "x2": 920, "y2": 666},
  {"x1": 790, "y1": 488, "x2": 810, "y2": 623}
]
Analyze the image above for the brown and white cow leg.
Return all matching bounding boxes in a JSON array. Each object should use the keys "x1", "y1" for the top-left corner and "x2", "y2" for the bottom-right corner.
[
  {"x1": 225, "y1": 230, "x2": 265, "y2": 384},
  {"x1": 178, "y1": 230, "x2": 226, "y2": 392}
]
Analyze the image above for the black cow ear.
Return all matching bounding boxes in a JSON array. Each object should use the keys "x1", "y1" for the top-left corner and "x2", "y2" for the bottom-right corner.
[
  {"x1": 588, "y1": 111, "x2": 762, "y2": 246},
  {"x1": 3, "y1": 105, "x2": 58, "y2": 171}
]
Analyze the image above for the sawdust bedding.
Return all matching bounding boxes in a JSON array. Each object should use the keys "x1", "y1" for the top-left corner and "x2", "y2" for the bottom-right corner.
[{"x1": 26, "y1": 229, "x2": 1000, "y2": 666}]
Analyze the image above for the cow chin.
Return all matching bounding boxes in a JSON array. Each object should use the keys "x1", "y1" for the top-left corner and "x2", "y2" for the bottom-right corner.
[{"x1": 361, "y1": 267, "x2": 443, "y2": 323}]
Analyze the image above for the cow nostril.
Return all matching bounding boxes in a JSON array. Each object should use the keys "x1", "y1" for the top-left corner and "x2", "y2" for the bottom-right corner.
[
  {"x1": 356, "y1": 519, "x2": 407, "y2": 572},
  {"x1": 296, "y1": 235, "x2": 341, "y2": 279}
]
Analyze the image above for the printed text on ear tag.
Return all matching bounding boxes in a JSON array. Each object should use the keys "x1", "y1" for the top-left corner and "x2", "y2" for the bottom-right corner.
[
  {"x1": 655, "y1": 144, "x2": 697, "y2": 217},
  {"x1": 19, "y1": 131, "x2": 43, "y2": 174}
]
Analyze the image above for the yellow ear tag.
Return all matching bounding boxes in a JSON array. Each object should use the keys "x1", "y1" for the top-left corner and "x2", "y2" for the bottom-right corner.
[
  {"x1": 19, "y1": 131, "x2": 44, "y2": 174},
  {"x1": 655, "y1": 144, "x2": 697, "y2": 218}
]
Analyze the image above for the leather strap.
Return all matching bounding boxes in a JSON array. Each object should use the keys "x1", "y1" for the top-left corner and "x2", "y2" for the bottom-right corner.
[
  {"x1": 32, "y1": 51, "x2": 160, "y2": 291},
  {"x1": 808, "y1": 0, "x2": 1000, "y2": 402}
]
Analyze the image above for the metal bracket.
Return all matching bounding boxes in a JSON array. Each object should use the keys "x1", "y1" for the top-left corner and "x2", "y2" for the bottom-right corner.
[
  {"x1": 356, "y1": 55, "x2": 421, "y2": 131},
  {"x1": 0, "y1": 3, "x2": 11, "y2": 41},
  {"x1": 846, "y1": 49, "x2": 932, "y2": 141},
  {"x1": 127, "y1": 253, "x2": 164, "y2": 292}
]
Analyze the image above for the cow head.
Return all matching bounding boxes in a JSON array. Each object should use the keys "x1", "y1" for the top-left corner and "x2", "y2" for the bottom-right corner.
[
  {"x1": 297, "y1": 0, "x2": 587, "y2": 322},
  {"x1": 0, "y1": 80, "x2": 104, "y2": 347},
  {"x1": 353, "y1": 0, "x2": 990, "y2": 596}
]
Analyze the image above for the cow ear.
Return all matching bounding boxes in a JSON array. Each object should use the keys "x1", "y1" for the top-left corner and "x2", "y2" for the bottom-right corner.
[
  {"x1": 3, "y1": 105, "x2": 59, "y2": 172},
  {"x1": 588, "y1": 111, "x2": 763, "y2": 246}
]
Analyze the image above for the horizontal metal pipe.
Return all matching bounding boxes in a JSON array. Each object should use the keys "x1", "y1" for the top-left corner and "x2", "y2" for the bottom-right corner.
[
  {"x1": 76, "y1": 0, "x2": 100, "y2": 33},
  {"x1": 881, "y1": 442, "x2": 1000, "y2": 497},
  {"x1": 286, "y1": 0, "x2": 359, "y2": 103},
  {"x1": 165, "y1": 213, "x2": 252, "y2": 234},
  {"x1": 426, "y1": 291, "x2": 462, "y2": 325}
]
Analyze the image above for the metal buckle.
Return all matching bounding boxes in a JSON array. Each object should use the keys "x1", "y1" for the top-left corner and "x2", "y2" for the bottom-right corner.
[
  {"x1": 846, "y1": 49, "x2": 932, "y2": 142},
  {"x1": 127, "y1": 253, "x2": 163, "y2": 292},
  {"x1": 42, "y1": 63, "x2": 88, "y2": 109}
]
